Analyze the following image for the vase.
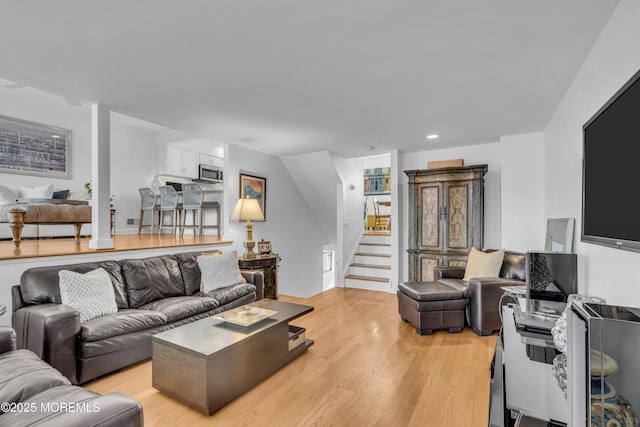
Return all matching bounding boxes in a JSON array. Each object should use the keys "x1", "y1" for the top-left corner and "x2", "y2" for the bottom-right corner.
[
  {"x1": 589, "y1": 350, "x2": 639, "y2": 426},
  {"x1": 150, "y1": 175, "x2": 162, "y2": 195},
  {"x1": 591, "y1": 379, "x2": 639, "y2": 427}
]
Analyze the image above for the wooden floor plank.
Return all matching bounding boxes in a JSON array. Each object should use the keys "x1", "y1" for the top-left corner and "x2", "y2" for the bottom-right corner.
[{"x1": 84, "y1": 288, "x2": 497, "y2": 426}]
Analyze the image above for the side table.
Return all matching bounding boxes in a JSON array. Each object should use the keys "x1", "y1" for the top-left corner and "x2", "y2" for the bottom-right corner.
[{"x1": 238, "y1": 254, "x2": 279, "y2": 299}]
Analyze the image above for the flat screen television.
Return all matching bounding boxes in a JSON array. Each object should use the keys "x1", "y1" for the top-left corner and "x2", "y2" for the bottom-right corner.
[
  {"x1": 582, "y1": 67, "x2": 640, "y2": 252},
  {"x1": 526, "y1": 252, "x2": 577, "y2": 314}
]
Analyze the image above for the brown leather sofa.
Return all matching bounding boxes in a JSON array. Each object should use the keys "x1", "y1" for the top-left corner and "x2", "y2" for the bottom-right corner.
[
  {"x1": 0, "y1": 326, "x2": 143, "y2": 426},
  {"x1": 434, "y1": 251, "x2": 526, "y2": 336},
  {"x1": 11, "y1": 251, "x2": 264, "y2": 385}
]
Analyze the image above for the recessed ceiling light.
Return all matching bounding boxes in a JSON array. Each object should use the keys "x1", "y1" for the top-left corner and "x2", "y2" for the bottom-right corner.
[{"x1": 426, "y1": 134, "x2": 439, "y2": 140}]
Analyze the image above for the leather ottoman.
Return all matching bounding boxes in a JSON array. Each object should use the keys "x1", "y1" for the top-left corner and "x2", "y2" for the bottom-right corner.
[{"x1": 397, "y1": 281, "x2": 466, "y2": 335}]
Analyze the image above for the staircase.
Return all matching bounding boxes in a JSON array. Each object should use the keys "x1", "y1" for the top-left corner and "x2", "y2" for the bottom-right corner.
[{"x1": 344, "y1": 232, "x2": 391, "y2": 292}]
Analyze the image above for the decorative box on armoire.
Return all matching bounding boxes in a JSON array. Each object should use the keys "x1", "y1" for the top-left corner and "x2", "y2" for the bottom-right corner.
[{"x1": 405, "y1": 164, "x2": 487, "y2": 282}]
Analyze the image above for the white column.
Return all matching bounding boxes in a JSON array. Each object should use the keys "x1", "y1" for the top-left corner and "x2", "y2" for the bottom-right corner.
[{"x1": 89, "y1": 103, "x2": 114, "y2": 249}]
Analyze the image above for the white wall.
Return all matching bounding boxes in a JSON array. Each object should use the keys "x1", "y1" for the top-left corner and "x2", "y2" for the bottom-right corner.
[
  {"x1": 168, "y1": 138, "x2": 223, "y2": 158},
  {"x1": 363, "y1": 154, "x2": 390, "y2": 169},
  {"x1": 281, "y1": 151, "x2": 340, "y2": 241},
  {"x1": 225, "y1": 144, "x2": 326, "y2": 298},
  {"x1": 110, "y1": 123, "x2": 158, "y2": 233},
  {"x1": 544, "y1": 0, "x2": 640, "y2": 306},
  {"x1": 500, "y1": 132, "x2": 546, "y2": 252},
  {"x1": 332, "y1": 155, "x2": 364, "y2": 280}
]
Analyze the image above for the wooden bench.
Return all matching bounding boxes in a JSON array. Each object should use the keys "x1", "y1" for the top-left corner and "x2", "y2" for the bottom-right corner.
[{"x1": 0, "y1": 199, "x2": 91, "y2": 247}]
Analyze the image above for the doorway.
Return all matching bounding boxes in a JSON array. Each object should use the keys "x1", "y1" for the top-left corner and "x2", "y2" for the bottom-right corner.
[{"x1": 363, "y1": 154, "x2": 391, "y2": 235}]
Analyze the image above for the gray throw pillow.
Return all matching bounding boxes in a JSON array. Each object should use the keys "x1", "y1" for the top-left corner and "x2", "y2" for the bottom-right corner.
[
  {"x1": 58, "y1": 268, "x2": 118, "y2": 322},
  {"x1": 197, "y1": 250, "x2": 246, "y2": 293}
]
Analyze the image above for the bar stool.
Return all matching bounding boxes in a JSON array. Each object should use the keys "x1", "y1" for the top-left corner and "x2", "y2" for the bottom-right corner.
[
  {"x1": 138, "y1": 188, "x2": 160, "y2": 234},
  {"x1": 158, "y1": 186, "x2": 182, "y2": 235},
  {"x1": 180, "y1": 183, "x2": 221, "y2": 237}
]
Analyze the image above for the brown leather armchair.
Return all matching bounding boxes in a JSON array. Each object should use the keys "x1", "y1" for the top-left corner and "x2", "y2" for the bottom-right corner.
[{"x1": 434, "y1": 251, "x2": 526, "y2": 336}]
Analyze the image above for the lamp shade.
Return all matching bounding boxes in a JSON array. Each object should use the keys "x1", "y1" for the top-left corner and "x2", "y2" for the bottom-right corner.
[{"x1": 231, "y1": 197, "x2": 264, "y2": 221}]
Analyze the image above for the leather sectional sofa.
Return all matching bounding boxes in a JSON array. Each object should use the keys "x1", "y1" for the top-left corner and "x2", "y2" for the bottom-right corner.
[
  {"x1": 0, "y1": 326, "x2": 143, "y2": 426},
  {"x1": 11, "y1": 251, "x2": 264, "y2": 385}
]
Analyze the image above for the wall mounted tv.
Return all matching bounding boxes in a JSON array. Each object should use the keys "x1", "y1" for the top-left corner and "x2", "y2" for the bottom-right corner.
[{"x1": 582, "y1": 67, "x2": 640, "y2": 253}]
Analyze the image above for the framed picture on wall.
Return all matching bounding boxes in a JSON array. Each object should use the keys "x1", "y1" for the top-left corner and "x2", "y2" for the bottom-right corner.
[
  {"x1": 239, "y1": 173, "x2": 266, "y2": 220},
  {"x1": 0, "y1": 114, "x2": 71, "y2": 178}
]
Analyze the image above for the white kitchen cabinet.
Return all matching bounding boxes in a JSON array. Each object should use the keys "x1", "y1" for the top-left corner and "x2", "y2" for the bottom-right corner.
[
  {"x1": 165, "y1": 146, "x2": 199, "y2": 178},
  {"x1": 199, "y1": 154, "x2": 223, "y2": 168}
]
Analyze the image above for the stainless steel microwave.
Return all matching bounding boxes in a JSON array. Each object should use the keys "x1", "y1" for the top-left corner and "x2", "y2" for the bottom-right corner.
[{"x1": 195, "y1": 164, "x2": 223, "y2": 183}]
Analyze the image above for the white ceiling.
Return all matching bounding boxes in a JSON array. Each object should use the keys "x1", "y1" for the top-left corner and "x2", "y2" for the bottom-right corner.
[{"x1": 0, "y1": 1, "x2": 618, "y2": 158}]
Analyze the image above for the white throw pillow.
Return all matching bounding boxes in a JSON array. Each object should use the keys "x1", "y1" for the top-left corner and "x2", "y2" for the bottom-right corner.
[
  {"x1": 69, "y1": 188, "x2": 90, "y2": 201},
  {"x1": 0, "y1": 185, "x2": 17, "y2": 205},
  {"x1": 197, "y1": 250, "x2": 246, "y2": 293},
  {"x1": 463, "y1": 248, "x2": 505, "y2": 282},
  {"x1": 19, "y1": 184, "x2": 54, "y2": 199},
  {"x1": 58, "y1": 268, "x2": 118, "y2": 323}
]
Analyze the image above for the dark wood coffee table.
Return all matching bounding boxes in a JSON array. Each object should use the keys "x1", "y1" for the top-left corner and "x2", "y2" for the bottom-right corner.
[{"x1": 152, "y1": 299, "x2": 314, "y2": 415}]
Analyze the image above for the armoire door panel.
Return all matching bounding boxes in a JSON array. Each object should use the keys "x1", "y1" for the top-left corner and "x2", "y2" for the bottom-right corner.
[
  {"x1": 420, "y1": 255, "x2": 440, "y2": 282},
  {"x1": 445, "y1": 256, "x2": 467, "y2": 269},
  {"x1": 420, "y1": 185, "x2": 440, "y2": 249},
  {"x1": 447, "y1": 183, "x2": 469, "y2": 250}
]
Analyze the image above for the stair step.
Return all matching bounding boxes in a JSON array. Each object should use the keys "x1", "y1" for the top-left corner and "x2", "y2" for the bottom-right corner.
[
  {"x1": 344, "y1": 274, "x2": 389, "y2": 283},
  {"x1": 358, "y1": 244, "x2": 390, "y2": 255},
  {"x1": 349, "y1": 265, "x2": 390, "y2": 278},
  {"x1": 361, "y1": 233, "x2": 392, "y2": 244},
  {"x1": 360, "y1": 242, "x2": 391, "y2": 247},
  {"x1": 364, "y1": 230, "x2": 391, "y2": 236},
  {"x1": 355, "y1": 252, "x2": 391, "y2": 258},
  {"x1": 350, "y1": 263, "x2": 390, "y2": 270}
]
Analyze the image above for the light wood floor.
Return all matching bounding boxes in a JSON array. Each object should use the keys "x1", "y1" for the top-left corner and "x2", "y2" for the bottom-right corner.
[
  {"x1": 85, "y1": 288, "x2": 497, "y2": 427},
  {"x1": 0, "y1": 233, "x2": 231, "y2": 261}
]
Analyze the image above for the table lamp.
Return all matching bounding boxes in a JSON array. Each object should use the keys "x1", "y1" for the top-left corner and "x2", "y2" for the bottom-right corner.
[{"x1": 231, "y1": 197, "x2": 264, "y2": 258}]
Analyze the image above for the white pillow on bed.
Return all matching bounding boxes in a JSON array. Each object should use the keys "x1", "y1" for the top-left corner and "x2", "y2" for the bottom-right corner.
[
  {"x1": 0, "y1": 185, "x2": 17, "y2": 205},
  {"x1": 19, "y1": 184, "x2": 54, "y2": 199}
]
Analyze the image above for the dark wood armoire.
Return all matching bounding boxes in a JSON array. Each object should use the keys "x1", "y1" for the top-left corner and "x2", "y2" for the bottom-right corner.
[{"x1": 405, "y1": 164, "x2": 487, "y2": 281}]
